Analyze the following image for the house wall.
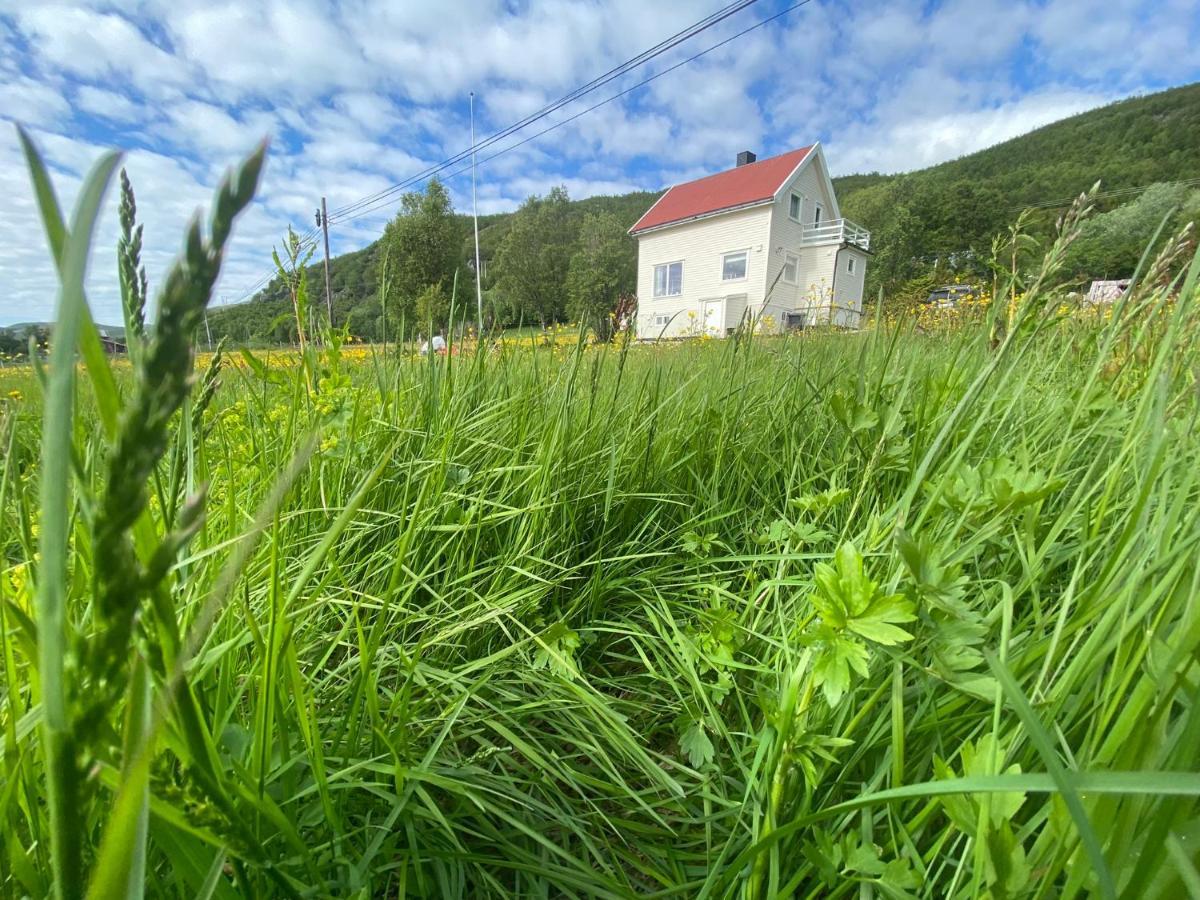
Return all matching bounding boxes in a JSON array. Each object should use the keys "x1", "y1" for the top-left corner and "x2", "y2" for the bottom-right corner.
[
  {"x1": 760, "y1": 153, "x2": 845, "y2": 329},
  {"x1": 635, "y1": 204, "x2": 771, "y2": 338},
  {"x1": 832, "y1": 247, "x2": 868, "y2": 327}
]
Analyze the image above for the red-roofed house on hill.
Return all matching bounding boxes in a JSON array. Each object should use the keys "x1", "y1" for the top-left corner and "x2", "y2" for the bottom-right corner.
[{"x1": 630, "y1": 144, "x2": 870, "y2": 338}]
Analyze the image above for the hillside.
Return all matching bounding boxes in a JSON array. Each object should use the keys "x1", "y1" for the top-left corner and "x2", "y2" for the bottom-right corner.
[
  {"x1": 210, "y1": 82, "x2": 1200, "y2": 340},
  {"x1": 834, "y1": 81, "x2": 1200, "y2": 289}
]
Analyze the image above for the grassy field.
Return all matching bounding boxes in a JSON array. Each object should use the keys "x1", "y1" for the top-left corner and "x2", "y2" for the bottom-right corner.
[{"x1": 4, "y1": 142, "x2": 1200, "y2": 898}]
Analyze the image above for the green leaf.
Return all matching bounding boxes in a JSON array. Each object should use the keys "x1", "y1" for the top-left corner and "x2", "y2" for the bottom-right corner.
[
  {"x1": 894, "y1": 527, "x2": 971, "y2": 616},
  {"x1": 811, "y1": 633, "x2": 869, "y2": 706},
  {"x1": 844, "y1": 836, "x2": 887, "y2": 876},
  {"x1": 830, "y1": 391, "x2": 879, "y2": 434},
  {"x1": 532, "y1": 622, "x2": 581, "y2": 678},
  {"x1": 679, "y1": 720, "x2": 714, "y2": 769},
  {"x1": 846, "y1": 592, "x2": 916, "y2": 646},
  {"x1": 789, "y1": 487, "x2": 850, "y2": 516},
  {"x1": 681, "y1": 530, "x2": 716, "y2": 555},
  {"x1": 25, "y1": 126, "x2": 123, "y2": 899},
  {"x1": 811, "y1": 542, "x2": 916, "y2": 645},
  {"x1": 987, "y1": 652, "x2": 1116, "y2": 900}
]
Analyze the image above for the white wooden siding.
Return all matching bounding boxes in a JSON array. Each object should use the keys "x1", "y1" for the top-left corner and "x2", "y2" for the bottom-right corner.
[
  {"x1": 832, "y1": 248, "x2": 867, "y2": 327},
  {"x1": 762, "y1": 150, "x2": 855, "y2": 329},
  {"x1": 636, "y1": 205, "x2": 771, "y2": 338}
]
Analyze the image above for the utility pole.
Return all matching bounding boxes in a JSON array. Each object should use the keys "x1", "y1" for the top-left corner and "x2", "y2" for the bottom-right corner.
[
  {"x1": 469, "y1": 92, "x2": 484, "y2": 337},
  {"x1": 317, "y1": 199, "x2": 334, "y2": 328}
]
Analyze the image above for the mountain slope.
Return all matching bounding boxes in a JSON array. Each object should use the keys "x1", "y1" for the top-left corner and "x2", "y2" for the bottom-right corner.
[
  {"x1": 835, "y1": 81, "x2": 1200, "y2": 284},
  {"x1": 210, "y1": 82, "x2": 1200, "y2": 340}
]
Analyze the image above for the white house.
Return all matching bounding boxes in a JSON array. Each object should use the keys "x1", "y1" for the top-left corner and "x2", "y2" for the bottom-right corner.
[{"x1": 630, "y1": 144, "x2": 870, "y2": 338}]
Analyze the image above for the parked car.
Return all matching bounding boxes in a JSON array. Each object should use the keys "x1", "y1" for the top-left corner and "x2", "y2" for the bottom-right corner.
[{"x1": 923, "y1": 285, "x2": 979, "y2": 308}]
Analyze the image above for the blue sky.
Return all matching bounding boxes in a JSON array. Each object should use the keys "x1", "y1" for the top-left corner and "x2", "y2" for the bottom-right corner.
[{"x1": 1, "y1": 0, "x2": 1197, "y2": 326}]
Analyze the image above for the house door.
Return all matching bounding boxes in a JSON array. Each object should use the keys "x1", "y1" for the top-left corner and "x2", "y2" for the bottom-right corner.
[{"x1": 699, "y1": 298, "x2": 724, "y2": 336}]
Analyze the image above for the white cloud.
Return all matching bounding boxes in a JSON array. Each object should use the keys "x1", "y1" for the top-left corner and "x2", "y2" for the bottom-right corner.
[
  {"x1": 0, "y1": 76, "x2": 70, "y2": 128},
  {"x1": 74, "y1": 85, "x2": 143, "y2": 124},
  {"x1": 825, "y1": 88, "x2": 1119, "y2": 174},
  {"x1": 1032, "y1": 0, "x2": 1200, "y2": 83},
  {"x1": 159, "y1": 98, "x2": 276, "y2": 156},
  {"x1": 14, "y1": 5, "x2": 188, "y2": 94},
  {"x1": 168, "y1": 1, "x2": 368, "y2": 101}
]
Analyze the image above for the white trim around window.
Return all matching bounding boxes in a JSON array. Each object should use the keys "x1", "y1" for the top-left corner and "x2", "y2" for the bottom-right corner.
[
  {"x1": 788, "y1": 192, "x2": 803, "y2": 223},
  {"x1": 721, "y1": 249, "x2": 749, "y2": 282},
  {"x1": 846, "y1": 255, "x2": 857, "y2": 275},
  {"x1": 653, "y1": 260, "x2": 683, "y2": 297},
  {"x1": 813, "y1": 202, "x2": 824, "y2": 226},
  {"x1": 782, "y1": 252, "x2": 798, "y2": 284}
]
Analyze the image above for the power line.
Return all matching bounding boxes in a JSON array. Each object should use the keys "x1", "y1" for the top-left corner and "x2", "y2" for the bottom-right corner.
[
  {"x1": 1011, "y1": 176, "x2": 1200, "y2": 211},
  {"x1": 223, "y1": 232, "x2": 320, "y2": 306},
  {"x1": 329, "y1": 0, "x2": 814, "y2": 228},
  {"x1": 325, "y1": 0, "x2": 761, "y2": 222},
  {"x1": 222, "y1": 0, "x2": 812, "y2": 307},
  {"x1": 221, "y1": 1, "x2": 763, "y2": 307}
]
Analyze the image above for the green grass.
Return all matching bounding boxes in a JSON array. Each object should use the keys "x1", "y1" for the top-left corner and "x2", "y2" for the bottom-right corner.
[{"x1": 2, "y1": 139, "x2": 1200, "y2": 899}]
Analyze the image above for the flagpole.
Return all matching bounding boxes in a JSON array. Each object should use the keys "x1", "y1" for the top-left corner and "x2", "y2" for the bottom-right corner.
[{"x1": 470, "y1": 91, "x2": 484, "y2": 337}]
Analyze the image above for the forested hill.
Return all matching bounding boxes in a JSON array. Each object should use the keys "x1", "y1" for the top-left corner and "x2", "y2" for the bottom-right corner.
[
  {"x1": 210, "y1": 81, "x2": 1199, "y2": 341},
  {"x1": 834, "y1": 81, "x2": 1200, "y2": 289}
]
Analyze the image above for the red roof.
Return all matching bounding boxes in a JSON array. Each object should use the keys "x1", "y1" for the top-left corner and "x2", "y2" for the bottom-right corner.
[{"x1": 630, "y1": 145, "x2": 814, "y2": 234}]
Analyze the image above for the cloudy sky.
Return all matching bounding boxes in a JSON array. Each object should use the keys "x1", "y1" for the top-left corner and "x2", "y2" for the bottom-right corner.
[{"x1": 1, "y1": 0, "x2": 1197, "y2": 326}]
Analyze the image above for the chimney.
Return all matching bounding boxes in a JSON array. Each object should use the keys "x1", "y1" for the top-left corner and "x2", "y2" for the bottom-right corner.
[{"x1": 736, "y1": 150, "x2": 757, "y2": 167}]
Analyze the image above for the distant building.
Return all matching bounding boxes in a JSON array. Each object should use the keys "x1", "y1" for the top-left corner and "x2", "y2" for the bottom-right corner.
[
  {"x1": 96, "y1": 327, "x2": 127, "y2": 354},
  {"x1": 630, "y1": 144, "x2": 870, "y2": 338},
  {"x1": 1086, "y1": 279, "x2": 1130, "y2": 305}
]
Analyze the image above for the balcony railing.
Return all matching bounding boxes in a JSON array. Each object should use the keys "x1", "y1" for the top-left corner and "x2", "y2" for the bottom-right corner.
[{"x1": 801, "y1": 217, "x2": 871, "y2": 251}]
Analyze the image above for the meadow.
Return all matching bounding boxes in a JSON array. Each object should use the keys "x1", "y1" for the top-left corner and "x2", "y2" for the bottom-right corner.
[{"x1": 3, "y1": 139, "x2": 1200, "y2": 899}]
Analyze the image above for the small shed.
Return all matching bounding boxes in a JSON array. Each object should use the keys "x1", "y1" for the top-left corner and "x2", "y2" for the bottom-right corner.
[{"x1": 1085, "y1": 279, "x2": 1130, "y2": 305}]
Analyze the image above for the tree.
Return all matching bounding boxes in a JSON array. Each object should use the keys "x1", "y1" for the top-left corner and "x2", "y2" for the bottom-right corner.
[
  {"x1": 1063, "y1": 183, "x2": 1200, "y2": 279},
  {"x1": 345, "y1": 301, "x2": 380, "y2": 342},
  {"x1": 566, "y1": 212, "x2": 635, "y2": 340},
  {"x1": 493, "y1": 186, "x2": 575, "y2": 326},
  {"x1": 383, "y1": 178, "x2": 462, "y2": 332},
  {"x1": 415, "y1": 282, "x2": 451, "y2": 331},
  {"x1": 868, "y1": 203, "x2": 923, "y2": 300},
  {"x1": 0, "y1": 328, "x2": 23, "y2": 357}
]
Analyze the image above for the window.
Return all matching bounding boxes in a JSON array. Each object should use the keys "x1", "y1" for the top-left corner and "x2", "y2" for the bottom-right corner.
[
  {"x1": 722, "y1": 250, "x2": 748, "y2": 281},
  {"x1": 653, "y1": 261, "x2": 683, "y2": 297},
  {"x1": 782, "y1": 253, "x2": 798, "y2": 284},
  {"x1": 652, "y1": 314, "x2": 670, "y2": 326},
  {"x1": 789, "y1": 193, "x2": 802, "y2": 222},
  {"x1": 813, "y1": 203, "x2": 823, "y2": 226},
  {"x1": 846, "y1": 256, "x2": 857, "y2": 275}
]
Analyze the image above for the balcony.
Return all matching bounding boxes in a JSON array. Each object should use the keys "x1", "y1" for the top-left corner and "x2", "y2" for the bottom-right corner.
[{"x1": 801, "y1": 218, "x2": 871, "y2": 251}]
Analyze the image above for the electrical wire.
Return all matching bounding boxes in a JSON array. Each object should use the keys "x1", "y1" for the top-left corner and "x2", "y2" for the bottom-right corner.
[
  {"x1": 332, "y1": 0, "x2": 815, "y2": 228},
  {"x1": 1011, "y1": 176, "x2": 1200, "y2": 211},
  {"x1": 324, "y1": 0, "x2": 761, "y2": 221},
  {"x1": 223, "y1": 0, "x2": 809, "y2": 306}
]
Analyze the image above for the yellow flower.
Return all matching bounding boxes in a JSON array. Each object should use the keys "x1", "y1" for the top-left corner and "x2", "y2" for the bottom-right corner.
[
  {"x1": 6, "y1": 389, "x2": 21, "y2": 402},
  {"x1": 6, "y1": 563, "x2": 32, "y2": 613}
]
